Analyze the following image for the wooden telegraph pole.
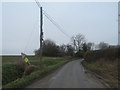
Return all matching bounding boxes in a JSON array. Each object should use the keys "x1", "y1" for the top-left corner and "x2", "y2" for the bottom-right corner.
[
  {"x1": 35, "y1": 0, "x2": 43, "y2": 66},
  {"x1": 40, "y1": 7, "x2": 43, "y2": 66}
]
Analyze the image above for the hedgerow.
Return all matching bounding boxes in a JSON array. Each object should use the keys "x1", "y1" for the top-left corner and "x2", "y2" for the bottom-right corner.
[{"x1": 84, "y1": 47, "x2": 119, "y2": 62}]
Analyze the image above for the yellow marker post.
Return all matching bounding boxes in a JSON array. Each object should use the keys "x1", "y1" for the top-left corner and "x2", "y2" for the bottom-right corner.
[
  {"x1": 24, "y1": 57, "x2": 29, "y2": 63},
  {"x1": 24, "y1": 57, "x2": 30, "y2": 65},
  {"x1": 21, "y1": 52, "x2": 30, "y2": 65}
]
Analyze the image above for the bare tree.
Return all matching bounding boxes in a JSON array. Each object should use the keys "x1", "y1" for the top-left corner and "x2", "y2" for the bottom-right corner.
[
  {"x1": 71, "y1": 34, "x2": 86, "y2": 52},
  {"x1": 71, "y1": 36, "x2": 77, "y2": 51}
]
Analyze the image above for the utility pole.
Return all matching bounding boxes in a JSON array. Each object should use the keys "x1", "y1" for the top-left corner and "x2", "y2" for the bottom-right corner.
[
  {"x1": 40, "y1": 7, "x2": 43, "y2": 66},
  {"x1": 35, "y1": 0, "x2": 43, "y2": 66}
]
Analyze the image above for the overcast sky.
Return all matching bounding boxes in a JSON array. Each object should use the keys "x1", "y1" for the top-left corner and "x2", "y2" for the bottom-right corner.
[{"x1": 2, "y1": 2, "x2": 118, "y2": 55}]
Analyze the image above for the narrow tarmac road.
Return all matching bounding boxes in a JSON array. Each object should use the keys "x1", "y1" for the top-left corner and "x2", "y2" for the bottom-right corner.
[{"x1": 26, "y1": 59, "x2": 106, "y2": 88}]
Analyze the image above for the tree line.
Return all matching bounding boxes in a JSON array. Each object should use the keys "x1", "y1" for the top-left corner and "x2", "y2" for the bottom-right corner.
[{"x1": 34, "y1": 33, "x2": 110, "y2": 57}]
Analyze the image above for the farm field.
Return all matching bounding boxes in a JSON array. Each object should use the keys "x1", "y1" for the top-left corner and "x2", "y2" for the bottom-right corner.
[{"x1": 2, "y1": 56, "x2": 67, "y2": 65}]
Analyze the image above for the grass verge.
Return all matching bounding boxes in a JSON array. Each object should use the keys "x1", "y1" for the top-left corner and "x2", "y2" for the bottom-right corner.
[
  {"x1": 2, "y1": 64, "x2": 24, "y2": 85},
  {"x1": 82, "y1": 59, "x2": 118, "y2": 88},
  {"x1": 2, "y1": 60, "x2": 68, "y2": 88},
  {"x1": 2, "y1": 56, "x2": 72, "y2": 85}
]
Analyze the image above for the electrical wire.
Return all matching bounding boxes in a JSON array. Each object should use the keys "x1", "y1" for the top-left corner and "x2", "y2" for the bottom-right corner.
[
  {"x1": 35, "y1": 0, "x2": 42, "y2": 7},
  {"x1": 43, "y1": 10, "x2": 71, "y2": 39},
  {"x1": 34, "y1": 0, "x2": 71, "y2": 39}
]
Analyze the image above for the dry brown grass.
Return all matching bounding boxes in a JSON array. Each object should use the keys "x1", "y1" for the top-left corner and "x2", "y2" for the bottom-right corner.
[
  {"x1": 15, "y1": 60, "x2": 28, "y2": 70},
  {"x1": 82, "y1": 58, "x2": 118, "y2": 88},
  {"x1": 23, "y1": 65, "x2": 40, "y2": 75},
  {"x1": 15, "y1": 60, "x2": 42, "y2": 76},
  {"x1": 84, "y1": 48, "x2": 118, "y2": 62}
]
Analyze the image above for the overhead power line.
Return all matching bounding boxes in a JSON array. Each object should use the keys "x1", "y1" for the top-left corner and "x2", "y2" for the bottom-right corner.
[
  {"x1": 43, "y1": 10, "x2": 71, "y2": 38},
  {"x1": 34, "y1": 0, "x2": 71, "y2": 39},
  {"x1": 35, "y1": 0, "x2": 42, "y2": 7}
]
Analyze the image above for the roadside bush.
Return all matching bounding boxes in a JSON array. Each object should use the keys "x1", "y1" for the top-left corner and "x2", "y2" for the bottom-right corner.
[
  {"x1": 23, "y1": 65, "x2": 39, "y2": 75},
  {"x1": 84, "y1": 47, "x2": 118, "y2": 62},
  {"x1": 82, "y1": 47, "x2": 119, "y2": 88},
  {"x1": 2, "y1": 64, "x2": 24, "y2": 85},
  {"x1": 16, "y1": 60, "x2": 27, "y2": 70}
]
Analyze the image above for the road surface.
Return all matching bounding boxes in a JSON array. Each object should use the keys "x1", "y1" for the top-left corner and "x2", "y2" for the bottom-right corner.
[{"x1": 26, "y1": 59, "x2": 106, "y2": 88}]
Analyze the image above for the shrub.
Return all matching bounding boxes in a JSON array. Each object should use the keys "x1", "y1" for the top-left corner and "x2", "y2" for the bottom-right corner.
[
  {"x1": 15, "y1": 60, "x2": 27, "y2": 70},
  {"x1": 84, "y1": 47, "x2": 118, "y2": 62},
  {"x1": 23, "y1": 65, "x2": 39, "y2": 75}
]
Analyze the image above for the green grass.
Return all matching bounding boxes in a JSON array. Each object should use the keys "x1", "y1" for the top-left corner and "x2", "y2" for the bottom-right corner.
[
  {"x1": 2, "y1": 56, "x2": 38, "y2": 64},
  {"x1": 2, "y1": 56, "x2": 71, "y2": 87},
  {"x1": 2, "y1": 56, "x2": 68, "y2": 65},
  {"x1": 82, "y1": 59, "x2": 118, "y2": 88},
  {"x1": 3, "y1": 60, "x2": 68, "y2": 88},
  {"x1": 2, "y1": 64, "x2": 24, "y2": 85}
]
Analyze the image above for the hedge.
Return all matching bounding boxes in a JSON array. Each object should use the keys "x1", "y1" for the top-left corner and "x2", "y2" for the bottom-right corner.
[{"x1": 84, "y1": 47, "x2": 119, "y2": 62}]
